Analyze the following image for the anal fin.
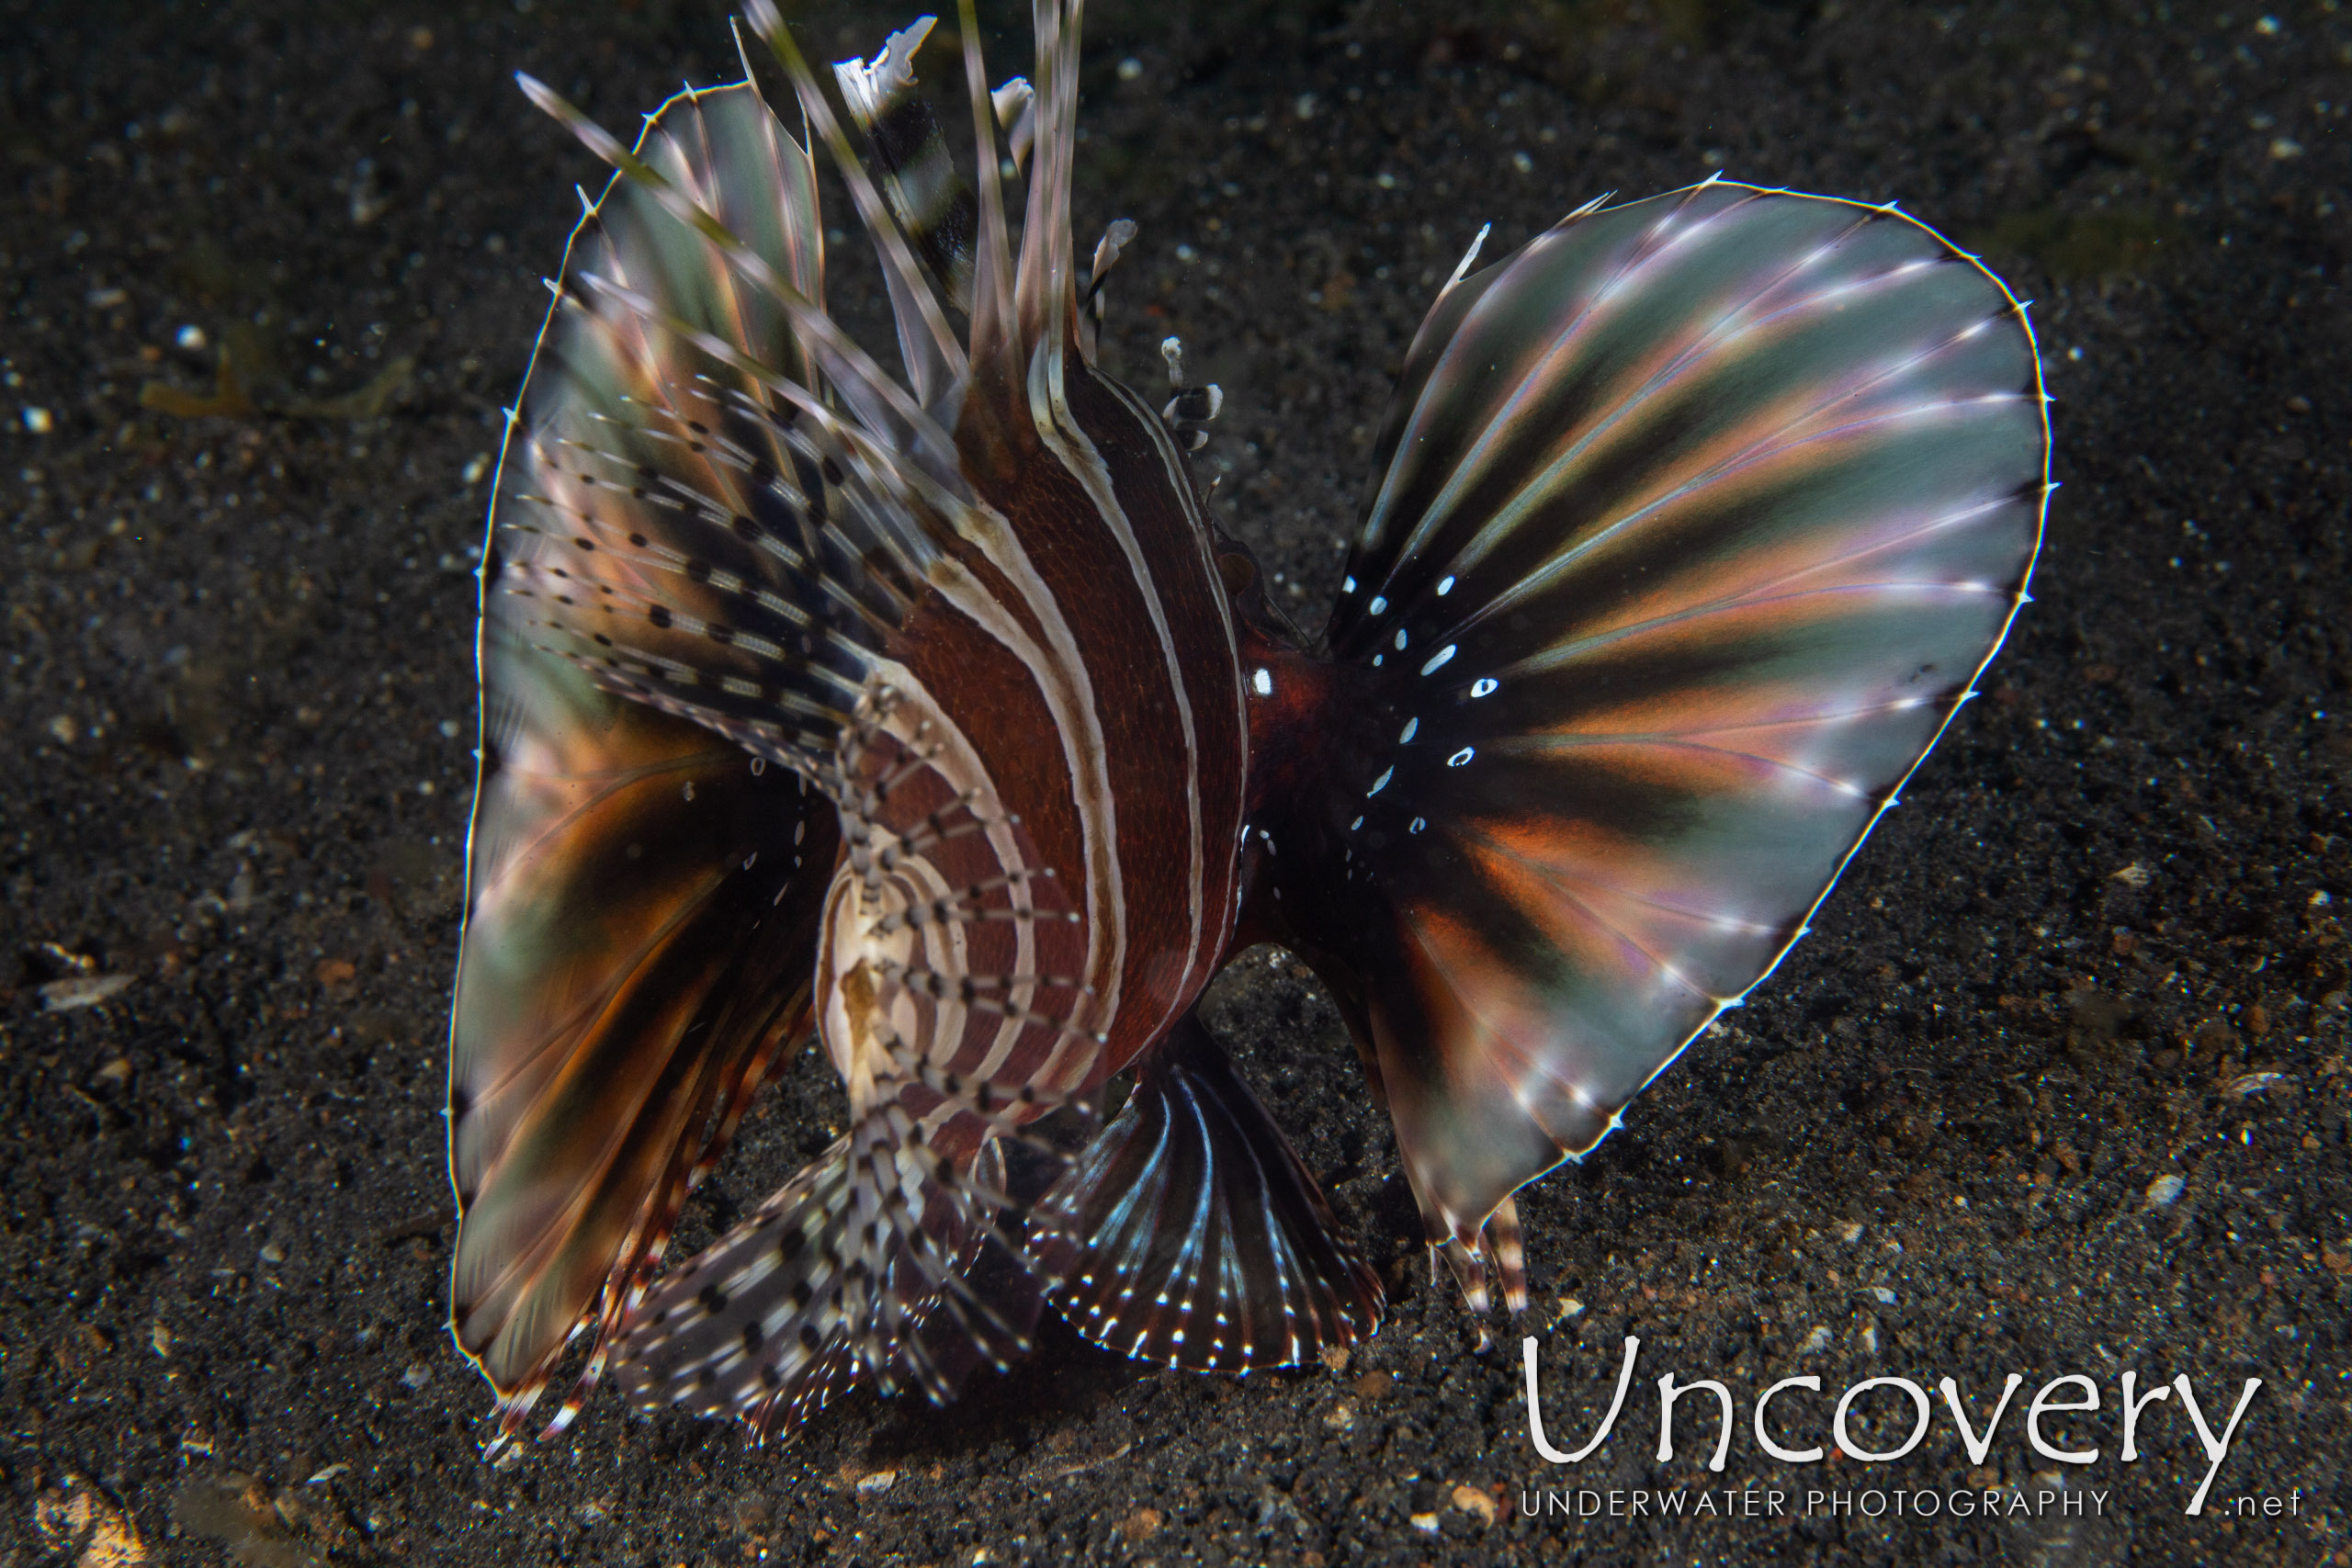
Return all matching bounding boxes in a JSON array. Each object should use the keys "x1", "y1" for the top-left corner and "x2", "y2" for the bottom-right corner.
[{"x1": 1031, "y1": 1017, "x2": 1382, "y2": 1371}]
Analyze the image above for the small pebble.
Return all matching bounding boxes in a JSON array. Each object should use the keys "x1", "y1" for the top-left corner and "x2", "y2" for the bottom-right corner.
[
  {"x1": 2225, "y1": 1071, "x2": 2288, "y2": 1100},
  {"x1": 40, "y1": 974, "x2": 133, "y2": 1011},
  {"x1": 2146, "y1": 1174, "x2": 2187, "y2": 1207}
]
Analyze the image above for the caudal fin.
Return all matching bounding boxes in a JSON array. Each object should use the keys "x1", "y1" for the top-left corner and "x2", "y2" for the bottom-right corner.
[
  {"x1": 1261, "y1": 179, "x2": 2048, "y2": 1296},
  {"x1": 1031, "y1": 1017, "x2": 1383, "y2": 1371}
]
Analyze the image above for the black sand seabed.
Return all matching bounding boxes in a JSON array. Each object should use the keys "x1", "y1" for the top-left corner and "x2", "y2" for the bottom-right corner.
[{"x1": 4, "y1": 0, "x2": 2347, "y2": 1562}]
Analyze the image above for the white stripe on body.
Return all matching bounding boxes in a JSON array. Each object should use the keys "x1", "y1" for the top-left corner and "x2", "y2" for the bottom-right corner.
[
  {"x1": 1027, "y1": 347, "x2": 1241, "y2": 1077},
  {"x1": 918, "y1": 508, "x2": 1123, "y2": 1088},
  {"x1": 816, "y1": 660, "x2": 1037, "y2": 1113}
]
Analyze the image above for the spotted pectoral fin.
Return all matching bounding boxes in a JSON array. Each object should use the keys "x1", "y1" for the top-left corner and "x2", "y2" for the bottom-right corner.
[
  {"x1": 448, "y1": 631, "x2": 840, "y2": 1435},
  {"x1": 1271, "y1": 180, "x2": 2047, "y2": 1279},
  {"x1": 1031, "y1": 1017, "x2": 1384, "y2": 1371},
  {"x1": 611, "y1": 1112, "x2": 1045, "y2": 1439},
  {"x1": 497, "y1": 73, "x2": 964, "y2": 777}
]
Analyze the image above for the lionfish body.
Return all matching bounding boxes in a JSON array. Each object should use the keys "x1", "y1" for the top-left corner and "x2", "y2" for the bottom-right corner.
[{"x1": 449, "y1": 0, "x2": 2048, "y2": 1446}]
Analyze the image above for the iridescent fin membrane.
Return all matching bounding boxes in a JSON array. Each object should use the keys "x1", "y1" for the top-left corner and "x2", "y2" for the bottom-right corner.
[
  {"x1": 448, "y1": 637, "x2": 839, "y2": 1447},
  {"x1": 1031, "y1": 1018, "x2": 1384, "y2": 1371},
  {"x1": 1276, "y1": 179, "x2": 2048, "y2": 1297}
]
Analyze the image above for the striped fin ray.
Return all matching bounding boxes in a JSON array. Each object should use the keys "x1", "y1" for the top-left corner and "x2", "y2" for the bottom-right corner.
[
  {"x1": 832, "y1": 17, "x2": 979, "y2": 316},
  {"x1": 612, "y1": 1030, "x2": 1105, "y2": 1437},
  {"x1": 499, "y1": 73, "x2": 984, "y2": 777},
  {"x1": 1435, "y1": 1193, "x2": 1525, "y2": 1319},
  {"x1": 1012, "y1": 0, "x2": 1083, "y2": 359},
  {"x1": 610, "y1": 1110, "x2": 1047, "y2": 1438},
  {"x1": 1278, "y1": 179, "x2": 2048, "y2": 1286},
  {"x1": 739, "y1": 2, "x2": 969, "y2": 414},
  {"x1": 449, "y1": 633, "x2": 840, "y2": 1447},
  {"x1": 517, "y1": 68, "x2": 962, "y2": 501},
  {"x1": 1031, "y1": 1018, "x2": 1384, "y2": 1371}
]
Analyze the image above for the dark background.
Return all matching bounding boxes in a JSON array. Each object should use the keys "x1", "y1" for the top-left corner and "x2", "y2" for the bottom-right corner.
[{"x1": 4, "y1": 0, "x2": 2348, "y2": 1562}]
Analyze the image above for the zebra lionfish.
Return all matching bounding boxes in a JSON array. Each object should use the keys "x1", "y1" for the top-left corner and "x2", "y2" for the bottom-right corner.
[{"x1": 447, "y1": 0, "x2": 2048, "y2": 1450}]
